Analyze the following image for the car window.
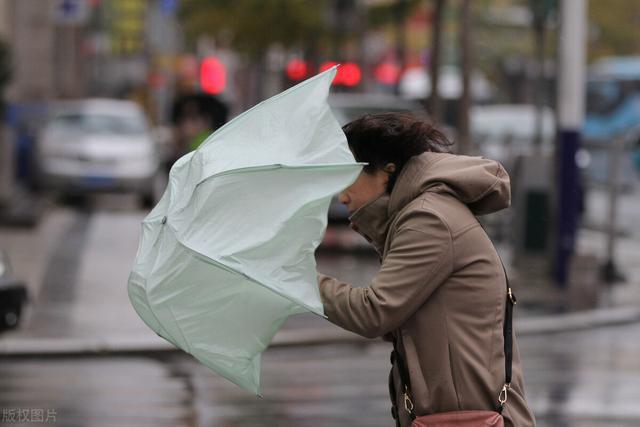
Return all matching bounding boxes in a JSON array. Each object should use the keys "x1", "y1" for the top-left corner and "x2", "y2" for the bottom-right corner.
[
  {"x1": 586, "y1": 80, "x2": 624, "y2": 115},
  {"x1": 471, "y1": 109, "x2": 554, "y2": 143},
  {"x1": 47, "y1": 113, "x2": 147, "y2": 136}
]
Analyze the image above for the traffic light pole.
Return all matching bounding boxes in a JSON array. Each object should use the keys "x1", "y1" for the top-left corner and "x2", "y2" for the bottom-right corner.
[{"x1": 555, "y1": 0, "x2": 587, "y2": 286}]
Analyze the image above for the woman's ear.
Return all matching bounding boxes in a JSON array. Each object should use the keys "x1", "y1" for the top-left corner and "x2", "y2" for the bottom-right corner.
[{"x1": 383, "y1": 163, "x2": 396, "y2": 174}]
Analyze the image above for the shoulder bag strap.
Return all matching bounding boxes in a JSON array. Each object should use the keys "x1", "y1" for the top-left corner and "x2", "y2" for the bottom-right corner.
[
  {"x1": 499, "y1": 259, "x2": 516, "y2": 412},
  {"x1": 484, "y1": 223, "x2": 516, "y2": 412},
  {"x1": 392, "y1": 332, "x2": 417, "y2": 419}
]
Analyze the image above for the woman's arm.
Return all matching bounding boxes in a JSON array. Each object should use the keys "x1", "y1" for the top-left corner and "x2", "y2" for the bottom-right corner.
[{"x1": 318, "y1": 208, "x2": 453, "y2": 338}]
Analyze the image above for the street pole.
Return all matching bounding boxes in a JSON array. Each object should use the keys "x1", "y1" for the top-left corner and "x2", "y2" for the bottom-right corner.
[
  {"x1": 602, "y1": 133, "x2": 626, "y2": 283},
  {"x1": 393, "y1": 0, "x2": 408, "y2": 96},
  {"x1": 428, "y1": 0, "x2": 445, "y2": 124},
  {"x1": 0, "y1": 0, "x2": 11, "y2": 207},
  {"x1": 457, "y1": 0, "x2": 471, "y2": 155},
  {"x1": 555, "y1": 0, "x2": 587, "y2": 286}
]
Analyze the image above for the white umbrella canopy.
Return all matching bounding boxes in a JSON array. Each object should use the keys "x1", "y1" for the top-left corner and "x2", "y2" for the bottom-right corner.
[{"x1": 128, "y1": 67, "x2": 363, "y2": 394}]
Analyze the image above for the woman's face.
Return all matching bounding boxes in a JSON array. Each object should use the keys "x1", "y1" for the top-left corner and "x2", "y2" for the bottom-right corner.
[{"x1": 338, "y1": 164, "x2": 395, "y2": 215}]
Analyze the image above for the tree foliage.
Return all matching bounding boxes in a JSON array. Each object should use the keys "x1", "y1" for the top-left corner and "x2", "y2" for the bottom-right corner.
[
  {"x1": 366, "y1": 0, "x2": 422, "y2": 28},
  {"x1": 588, "y1": 0, "x2": 640, "y2": 60},
  {"x1": 180, "y1": 0, "x2": 330, "y2": 58}
]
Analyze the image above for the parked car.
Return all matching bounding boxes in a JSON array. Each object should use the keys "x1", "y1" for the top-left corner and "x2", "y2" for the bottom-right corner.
[
  {"x1": 0, "y1": 250, "x2": 28, "y2": 334},
  {"x1": 470, "y1": 104, "x2": 555, "y2": 170},
  {"x1": 399, "y1": 66, "x2": 494, "y2": 102},
  {"x1": 329, "y1": 93, "x2": 427, "y2": 126},
  {"x1": 584, "y1": 56, "x2": 640, "y2": 141},
  {"x1": 36, "y1": 99, "x2": 160, "y2": 207},
  {"x1": 583, "y1": 56, "x2": 640, "y2": 185},
  {"x1": 327, "y1": 94, "x2": 427, "y2": 223},
  {"x1": 399, "y1": 66, "x2": 495, "y2": 127}
]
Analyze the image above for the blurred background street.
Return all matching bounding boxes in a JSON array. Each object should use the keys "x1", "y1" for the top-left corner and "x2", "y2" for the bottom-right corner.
[{"x1": 1, "y1": 0, "x2": 640, "y2": 426}]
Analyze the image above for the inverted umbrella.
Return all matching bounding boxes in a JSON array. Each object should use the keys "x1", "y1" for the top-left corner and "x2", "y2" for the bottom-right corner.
[{"x1": 127, "y1": 67, "x2": 363, "y2": 394}]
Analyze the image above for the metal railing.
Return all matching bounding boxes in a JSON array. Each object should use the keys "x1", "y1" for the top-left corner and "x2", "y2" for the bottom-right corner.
[{"x1": 581, "y1": 125, "x2": 640, "y2": 283}]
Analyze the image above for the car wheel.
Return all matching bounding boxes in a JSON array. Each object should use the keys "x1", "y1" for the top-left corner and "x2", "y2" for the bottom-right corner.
[
  {"x1": 140, "y1": 192, "x2": 155, "y2": 210},
  {"x1": 60, "y1": 193, "x2": 89, "y2": 207},
  {"x1": 139, "y1": 171, "x2": 167, "y2": 209},
  {"x1": 0, "y1": 304, "x2": 21, "y2": 332},
  {"x1": 152, "y1": 170, "x2": 168, "y2": 200},
  {"x1": 4, "y1": 309, "x2": 18, "y2": 328}
]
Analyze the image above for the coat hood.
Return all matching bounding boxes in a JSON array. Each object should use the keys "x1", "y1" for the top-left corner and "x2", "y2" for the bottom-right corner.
[{"x1": 388, "y1": 152, "x2": 511, "y2": 217}]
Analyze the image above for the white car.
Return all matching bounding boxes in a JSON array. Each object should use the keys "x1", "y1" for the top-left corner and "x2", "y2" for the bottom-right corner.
[
  {"x1": 329, "y1": 93, "x2": 426, "y2": 126},
  {"x1": 36, "y1": 99, "x2": 160, "y2": 206},
  {"x1": 399, "y1": 66, "x2": 494, "y2": 102},
  {"x1": 471, "y1": 104, "x2": 555, "y2": 170}
]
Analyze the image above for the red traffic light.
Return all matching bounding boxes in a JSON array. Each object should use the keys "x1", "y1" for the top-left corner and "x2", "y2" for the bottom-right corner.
[
  {"x1": 319, "y1": 61, "x2": 339, "y2": 76},
  {"x1": 285, "y1": 59, "x2": 309, "y2": 81},
  {"x1": 340, "y1": 62, "x2": 361, "y2": 87},
  {"x1": 200, "y1": 57, "x2": 226, "y2": 94},
  {"x1": 374, "y1": 61, "x2": 401, "y2": 85},
  {"x1": 319, "y1": 61, "x2": 361, "y2": 87}
]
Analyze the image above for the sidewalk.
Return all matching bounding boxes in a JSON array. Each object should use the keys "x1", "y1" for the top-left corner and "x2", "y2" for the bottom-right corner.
[
  {"x1": 0, "y1": 187, "x2": 45, "y2": 227},
  {"x1": 508, "y1": 230, "x2": 640, "y2": 314}
]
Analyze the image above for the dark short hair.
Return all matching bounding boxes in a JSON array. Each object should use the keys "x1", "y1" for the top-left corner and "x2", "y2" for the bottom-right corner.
[{"x1": 342, "y1": 112, "x2": 453, "y2": 193}]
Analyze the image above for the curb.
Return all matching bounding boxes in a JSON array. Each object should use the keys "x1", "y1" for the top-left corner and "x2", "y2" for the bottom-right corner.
[
  {"x1": 0, "y1": 191, "x2": 45, "y2": 228},
  {"x1": 516, "y1": 306, "x2": 640, "y2": 335},
  {"x1": 0, "y1": 328, "x2": 365, "y2": 358},
  {"x1": 1, "y1": 306, "x2": 640, "y2": 358}
]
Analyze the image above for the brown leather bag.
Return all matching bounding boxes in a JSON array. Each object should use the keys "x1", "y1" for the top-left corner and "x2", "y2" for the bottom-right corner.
[
  {"x1": 392, "y1": 257, "x2": 516, "y2": 427},
  {"x1": 410, "y1": 410, "x2": 504, "y2": 426}
]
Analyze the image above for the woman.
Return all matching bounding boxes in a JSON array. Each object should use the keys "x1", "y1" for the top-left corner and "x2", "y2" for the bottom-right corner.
[{"x1": 317, "y1": 113, "x2": 536, "y2": 426}]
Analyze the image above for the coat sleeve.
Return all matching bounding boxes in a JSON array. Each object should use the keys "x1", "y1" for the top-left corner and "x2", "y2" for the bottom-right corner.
[{"x1": 318, "y1": 208, "x2": 453, "y2": 339}]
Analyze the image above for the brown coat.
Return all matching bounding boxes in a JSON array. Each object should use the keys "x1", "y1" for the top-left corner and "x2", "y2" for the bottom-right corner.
[{"x1": 318, "y1": 152, "x2": 536, "y2": 426}]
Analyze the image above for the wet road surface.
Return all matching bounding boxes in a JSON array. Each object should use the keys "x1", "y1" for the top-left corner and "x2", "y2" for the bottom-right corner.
[{"x1": 2, "y1": 323, "x2": 640, "y2": 426}]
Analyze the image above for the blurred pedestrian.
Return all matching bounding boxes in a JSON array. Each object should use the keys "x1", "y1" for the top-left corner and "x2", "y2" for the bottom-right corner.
[
  {"x1": 169, "y1": 93, "x2": 229, "y2": 166},
  {"x1": 318, "y1": 113, "x2": 536, "y2": 426}
]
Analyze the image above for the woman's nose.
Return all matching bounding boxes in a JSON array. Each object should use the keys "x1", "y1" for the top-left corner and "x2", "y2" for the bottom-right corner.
[{"x1": 338, "y1": 190, "x2": 349, "y2": 205}]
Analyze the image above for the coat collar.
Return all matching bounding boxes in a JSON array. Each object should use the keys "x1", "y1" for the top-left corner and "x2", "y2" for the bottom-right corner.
[
  {"x1": 348, "y1": 192, "x2": 392, "y2": 256},
  {"x1": 347, "y1": 153, "x2": 442, "y2": 255},
  {"x1": 347, "y1": 152, "x2": 458, "y2": 254}
]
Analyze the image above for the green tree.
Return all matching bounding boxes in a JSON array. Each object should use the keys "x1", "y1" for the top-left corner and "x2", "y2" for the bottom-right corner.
[
  {"x1": 180, "y1": 0, "x2": 329, "y2": 59},
  {"x1": 588, "y1": 0, "x2": 640, "y2": 60}
]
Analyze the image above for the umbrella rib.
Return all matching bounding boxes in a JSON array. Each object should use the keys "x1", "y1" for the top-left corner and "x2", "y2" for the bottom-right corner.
[
  {"x1": 192, "y1": 162, "x2": 364, "y2": 188},
  {"x1": 166, "y1": 304, "x2": 192, "y2": 354},
  {"x1": 130, "y1": 272, "x2": 180, "y2": 348}
]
